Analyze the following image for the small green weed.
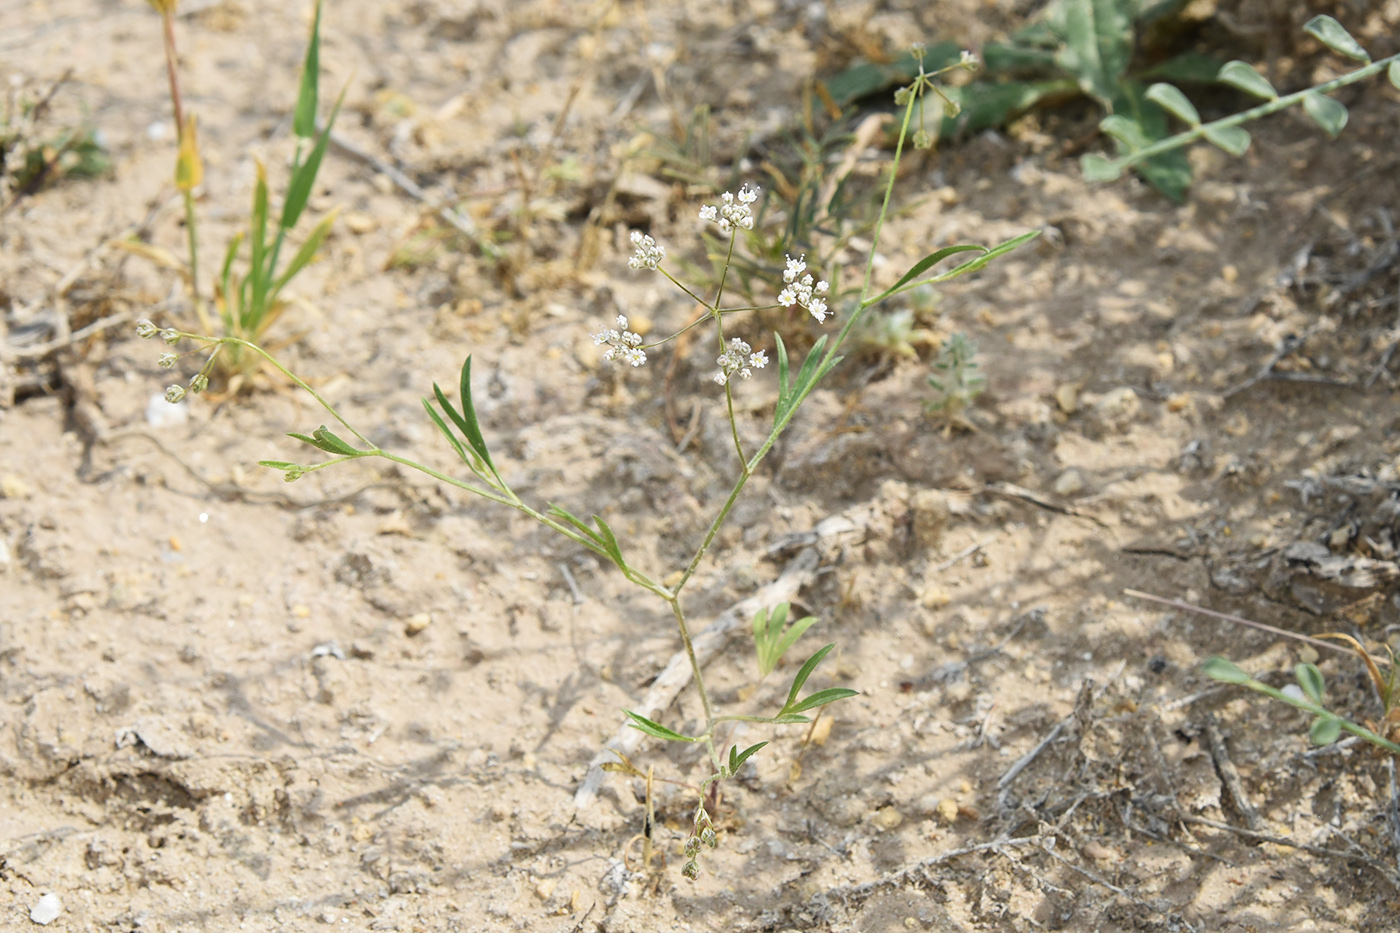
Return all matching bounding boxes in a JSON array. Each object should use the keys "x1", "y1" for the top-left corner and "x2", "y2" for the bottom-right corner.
[
  {"x1": 1, "y1": 72, "x2": 110, "y2": 212},
  {"x1": 141, "y1": 46, "x2": 1037, "y2": 877},
  {"x1": 925, "y1": 332, "x2": 986, "y2": 426}
]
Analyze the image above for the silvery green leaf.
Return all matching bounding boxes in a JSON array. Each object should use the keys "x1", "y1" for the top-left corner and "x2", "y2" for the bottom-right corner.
[
  {"x1": 1099, "y1": 114, "x2": 1144, "y2": 148},
  {"x1": 1217, "y1": 61, "x2": 1277, "y2": 99},
  {"x1": 1145, "y1": 83, "x2": 1200, "y2": 126},
  {"x1": 1203, "y1": 124, "x2": 1251, "y2": 156},
  {"x1": 1080, "y1": 153, "x2": 1123, "y2": 182},
  {"x1": 1303, "y1": 14, "x2": 1370, "y2": 63},
  {"x1": 1202, "y1": 656, "x2": 1251, "y2": 684},
  {"x1": 1295, "y1": 663, "x2": 1326, "y2": 705},
  {"x1": 1309, "y1": 715, "x2": 1342, "y2": 746},
  {"x1": 1302, "y1": 92, "x2": 1348, "y2": 138},
  {"x1": 1390, "y1": 60, "x2": 1399, "y2": 90}
]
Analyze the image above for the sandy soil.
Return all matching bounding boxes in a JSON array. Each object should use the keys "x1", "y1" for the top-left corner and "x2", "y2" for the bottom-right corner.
[{"x1": 4, "y1": 1, "x2": 1400, "y2": 930}]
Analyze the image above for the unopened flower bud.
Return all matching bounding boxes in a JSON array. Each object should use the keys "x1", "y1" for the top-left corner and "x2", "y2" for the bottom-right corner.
[
  {"x1": 158, "y1": 352, "x2": 178, "y2": 369},
  {"x1": 164, "y1": 384, "x2": 186, "y2": 404},
  {"x1": 913, "y1": 129, "x2": 934, "y2": 150},
  {"x1": 162, "y1": 329, "x2": 181, "y2": 346},
  {"x1": 135, "y1": 320, "x2": 159, "y2": 339},
  {"x1": 681, "y1": 860, "x2": 699, "y2": 880},
  {"x1": 189, "y1": 373, "x2": 209, "y2": 394}
]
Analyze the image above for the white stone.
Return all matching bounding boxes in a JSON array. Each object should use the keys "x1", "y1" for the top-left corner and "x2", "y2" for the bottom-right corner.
[{"x1": 30, "y1": 892, "x2": 62, "y2": 925}]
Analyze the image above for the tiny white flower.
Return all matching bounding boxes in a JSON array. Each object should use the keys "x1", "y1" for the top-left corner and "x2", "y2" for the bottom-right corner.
[
  {"x1": 699, "y1": 205, "x2": 717, "y2": 223},
  {"x1": 713, "y1": 372, "x2": 728, "y2": 385},
  {"x1": 699, "y1": 185, "x2": 760, "y2": 234},
  {"x1": 617, "y1": 314, "x2": 628, "y2": 329},
  {"x1": 593, "y1": 316, "x2": 648, "y2": 370},
  {"x1": 749, "y1": 349, "x2": 767, "y2": 369},
  {"x1": 627, "y1": 232, "x2": 665, "y2": 270},
  {"x1": 775, "y1": 254, "x2": 832, "y2": 324}
]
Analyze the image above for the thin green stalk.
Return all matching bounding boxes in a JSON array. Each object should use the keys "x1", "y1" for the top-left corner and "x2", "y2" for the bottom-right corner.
[
  {"x1": 669, "y1": 599, "x2": 715, "y2": 727},
  {"x1": 183, "y1": 189, "x2": 200, "y2": 305},
  {"x1": 1236, "y1": 676, "x2": 1400, "y2": 756}
]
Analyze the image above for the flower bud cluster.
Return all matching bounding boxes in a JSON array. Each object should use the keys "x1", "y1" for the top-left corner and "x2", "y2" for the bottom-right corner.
[
  {"x1": 627, "y1": 231, "x2": 665, "y2": 270},
  {"x1": 777, "y1": 254, "x2": 830, "y2": 323},
  {"x1": 681, "y1": 801, "x2": 719, "y2": 881},
  {"x1": 698, "y1": 185, "x2": 758, "y2": 233},
  {"x1": 713, "y1": 337, "x2": 767, "y2": 386},
  {"x1": 592, "y1": 315, "x2": 647, "y2": 367}
]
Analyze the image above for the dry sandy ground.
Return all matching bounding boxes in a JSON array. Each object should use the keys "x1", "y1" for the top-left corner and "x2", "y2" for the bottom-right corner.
[{"x1": 4, "y1": 1, "x2": 1400, "y2": 930}]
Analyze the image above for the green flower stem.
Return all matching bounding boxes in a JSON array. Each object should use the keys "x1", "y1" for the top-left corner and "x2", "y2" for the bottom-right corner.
[
  {"x1": 1235, "y1": 674, "x2": 1400, "y2": 756},
  {"x1": 667, "y1": 598, "x2": 715, "y2": 730},
  {"x1": 658, "y1": 267, "x2": 711, "y2": 311},
  {"x1": 1105, "y1": 52, "x2": 1400, "y2": 175}
]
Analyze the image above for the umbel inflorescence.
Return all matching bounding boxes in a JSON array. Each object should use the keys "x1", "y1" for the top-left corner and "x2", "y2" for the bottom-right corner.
[{"x1": 597, "y1": 186, "x2": 830, "y2": 388}]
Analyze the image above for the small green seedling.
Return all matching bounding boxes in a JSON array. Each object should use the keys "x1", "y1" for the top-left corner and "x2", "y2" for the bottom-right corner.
[{"x1": 926, "y1": 332, "x2": 985, "y2": 423}]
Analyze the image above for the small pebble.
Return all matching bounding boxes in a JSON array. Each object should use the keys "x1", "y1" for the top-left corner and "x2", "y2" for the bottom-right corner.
[
  {"x1": 30, "y1": 892, "x2": 62, "y2": 925},
  {"x1": 1051, "y1": 469, "x2": 1084, "y2": 497},
  {"x1": 405, "y1": 612, "x2": 431, "y2": 635},
  {"x1": 535, "y1": 878, "x2": 557, "y2": 901},
  {"x1": 872, "y1": 805, "x2": 904, "y2": 831},
  {"x1": 935, "y1": 798, "x2": 959, "y2": 825}
]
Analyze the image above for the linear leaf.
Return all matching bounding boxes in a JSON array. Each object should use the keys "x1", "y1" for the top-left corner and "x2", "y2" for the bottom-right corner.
[
  {"x1": 456, "y1": 356, "x2": 497, "y2": 474},
  {"x1": 281, "y1": 83, "x2": 346, "y2": 230},
  {"x1": 727, "y1": 742, "x2": 767, "y2": 775},
  {"x1": 1303, "y1": 14, "x2": 1370, "y2": 63},
  {"x1": 258, "y1": 460, "x2": 299, "y2": 471},
  {"x1": 871, "y1": 245, "x2": 985, "y2": 305},
  {"x1": 269, "y1": 208, "x2": 339, "y2": 301},
  {"x1": 1203, "y1": 124, "x2": 1251, "y2": 156},
  {"x1": 247, "y1": 161, "x2": 270, "y2": 326},
  {"x1": 774, "y1": 331, "x2": 791, "y2": 410},
  {"x1": 786, "y1": 687, "x2": 860, "y2": 715},
  {"x1": 292, "y1": 0, "x2": 324, "y2": 138},
  {"x1": 288, "y1": 431, "x2": 339, "y2": 454},
  {"x1": 772, "y1": 614, "x2": 820, "y2": 673},
  {"x1": 1217, "y1": 61, "x2": 1277, "y2": 100},
  {"x1": 1302, "y1": 91, "x2": 1347, "y2": 138},
  {"x1": 592, "y1": 514, "x2": 626, "y2": 567},
  {"x1": 1145, "y1": 83, "x2": 1200, "y2": 126},
  {"x1": 310, "y1": 425, "x2": 360, "y2": 456},
  {"x1": 929, "y1": 230, "x2": 1039, "y2": 282},
  {"x1": 783, "y1": 643, "x2": 835, "y2": 712},
  {"x1": 623, "y1": 710, "x2": 698, "y2": 742},
  {"x1": 422, "y1": 398, "x2": 471, "y2": 466}
]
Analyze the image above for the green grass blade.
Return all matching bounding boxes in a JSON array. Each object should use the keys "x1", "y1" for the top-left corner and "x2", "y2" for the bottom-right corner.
[
  {"x1": 292, "y1": 0, "x2": 324, "y2": 138},
  {"x1": 247, "y1": 162, "x2": 270, "y2": 331},
  {"x1": 281, "y1": 83, "x2": 346, "y2": 231},
  {"x1": 268, "y1": 208, "x2": 338, "y2": 301}
]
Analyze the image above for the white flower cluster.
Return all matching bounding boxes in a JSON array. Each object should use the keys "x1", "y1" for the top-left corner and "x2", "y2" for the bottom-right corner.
[
  {"x1": 713, "y1": 337, "x2": 767, "y2": 386},
  {"x1": 628, "y1": 230, "x2": 665, "y2": 270},
  {"x1": 777, "y1": 254, "x2": 831, "y2": 323},
  {"x1": 592, "y1": 315, "x2": 647, "y2": 367},
  {"x1": 698, "y1": 185, "x2": 759, "y2": 233}
]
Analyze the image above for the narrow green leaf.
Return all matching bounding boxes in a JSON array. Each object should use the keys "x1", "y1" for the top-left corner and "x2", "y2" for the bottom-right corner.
[
  {"x1": 1081, "y1": 153, "x2": 1124, "y2": 182},
  {"x1": 1203, "y1": 124, "x2": 1251, "y2": 156},
  {"x1": 269, "y1": 208, "x2": 339, "y2": 301},
  {"x1": 433, "y1": 382, "x2": 471, "y2": 446},
  {"x1": 1295, "y1": 663, "x2": 1326, "y2": 706},
  {"x1": 774, "y1": 331, "x2": 791, "y2": 409},
  {"x1": 281, "y1": 83, "x2": 346, "y2": 230},
  {"x1": 288, "y1": 431, "x2": 337, "y2": 453},
  {"x1": 1145, "y1": 83, "x2": 1200, "y2": 126},
  {"x1": 1303, "y1": 14, "x2": 1370, "y2": 63},
  {"x1": 728, "y1": 742, "x2": 767, "y2": 774},
  {"x1": 1390, "y1": 60, "x2": 1400, "y2": 91},
  {"x1": 247, "y1": 162, "x2": 270, "y2": 327},
  {"x1": 623, "y1": 710, "x2": 698, "y2": 743},
  {"x1": 1302, "y1": 92, "x2": 1348, "y2": 138},
  {"x1": 930, "y1": 230, "x2": 1040, "y2": 282},
  {"x1": 456, "y1": 356, "x2": 497, "y2": 474},
  {"x1": 422, "y1": 398, "x2": 471, "y2": 466},
  {"x1": 311, "y1": 425, "x2": 360, "y2": 456},
  {"x1": 772, "y1": 614, "x2": 820, "y2": 672},
  {"x1": 784, "y1": 643, "x2": 836, "y2": 711},
  {"x1": 1202, "y1": 656, "x2": 1251, "y2": 684},
  {"x1": 773, "y1": 713, "x2": 812, "y2": 724},
  {"x1": 871, "y1": 245, "x2": 986, "y2": 305},
  {"x1": 786, "y1": 687, "x2": 860, "y2": 715},
  {"x1": 292, "y1": 0, "x2": 324, "y2": 138},
  {"x1": 219, "y1": 231, "x2": 243, "y2": 290},
  {"x1": 775, "y1": 335, "x2": 829, "y2": 426},
  {"x1": 592, "y1": 514, "x2": 626, "y2": 567},
  {"x1": 1309, "y1": 715, "x2": 1343, "y2": 746},
  {"x1": 1217, "y1": 61, "x2": 1277, "y2": 100},
  {"x1": 258, "y1": 460, "x2": 299, "y2": 471},
  {"x1": 546, "y1": 504, "x2": 601, "y2": 543}
]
